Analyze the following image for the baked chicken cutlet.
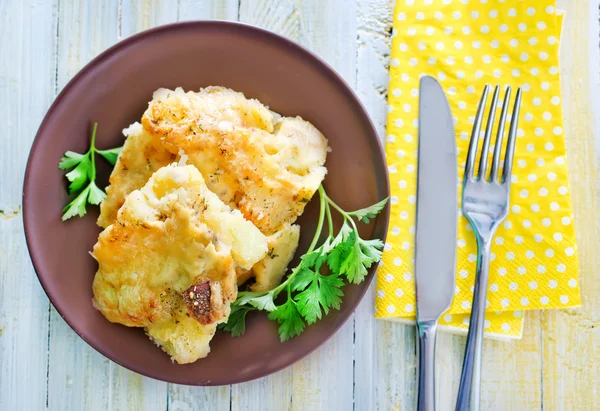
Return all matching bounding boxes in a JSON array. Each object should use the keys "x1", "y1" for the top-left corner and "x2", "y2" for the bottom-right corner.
[{"x1": 92, "y1": 164, "x2": 268, "y2": 363}]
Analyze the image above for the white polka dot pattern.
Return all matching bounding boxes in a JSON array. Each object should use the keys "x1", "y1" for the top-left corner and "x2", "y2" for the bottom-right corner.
[{"x1": 376, "y1": 1, "x2": 580, "y2": 338}]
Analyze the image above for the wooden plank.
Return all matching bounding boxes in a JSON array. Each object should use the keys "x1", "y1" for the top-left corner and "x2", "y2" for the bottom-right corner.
[
  {"x1": 54, "y1": 0, "x2": 119, "y2": 90},
  {"x1": 542, "y1": 0, "x2": 600, "y2": 409},
  {"x1": 372, "y1": 320, "x2": 418, "y2": 411},
  {"x1": 0, "y1": 0, "x2": 56, "y2": 409},
  {"x1": 229, "y1": 369, "x2": 293, "y2": 411},
  {"x1": 478, "y1": 313, "x2": 542, "y2": 410},
  {"x1": 166, "y1": 2, "x2": 238, "y2": 410},
  {"x1": 434, "y1": 333, "x2": 463, "y2": 411},
  {"x1": 47, "y1": 2, "x2": 167, "y2": 410},
  {"x1": 231, "y1": 2, "x2": 300, "y2": 409},
  {"x1": 287, "y1": 3, "x2": 358, "y2": 409},
  {"x1": 168, "y1": 384, "x2": 231, "y2": 411},
  {"x1": 354, "y1": 1, "x2": 407, "y2": 410},
  {"x1": 236, "y1": 1, "x2": 358, "y2": 410},
  {"x1": 288, "y1": 0, "x2": 358, "y2": 410},
  {"x1": 120, "y1": 0, "x2": 179, "y2": 37},
  {"x1": 178, "y1": 0, "x2": 238, "y2": 22},
  {"x1": 589, "y1": 0, "x2": 600, "y2": 154}
]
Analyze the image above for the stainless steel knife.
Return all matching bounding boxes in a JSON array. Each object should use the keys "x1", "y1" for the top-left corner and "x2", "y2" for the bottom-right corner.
[{"x1": 415, "y1": 75, "x2": 458, "y2": 411}]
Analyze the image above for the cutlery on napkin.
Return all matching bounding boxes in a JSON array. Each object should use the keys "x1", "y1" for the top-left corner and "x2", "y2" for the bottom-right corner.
[{"x1": 376, "y1": 0, "x2": 580, "y2": 338}]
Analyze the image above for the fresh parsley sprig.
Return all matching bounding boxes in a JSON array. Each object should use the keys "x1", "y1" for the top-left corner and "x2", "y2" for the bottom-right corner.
[
  {"x1": 58, "y1": 123, "x2": 122, "y2": 221},
  {"x1": 220, "y1": 186, "x2": 388, "y2": 342}
]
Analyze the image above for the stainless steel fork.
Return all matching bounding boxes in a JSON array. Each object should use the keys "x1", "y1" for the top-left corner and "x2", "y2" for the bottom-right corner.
[{"x1": 455, "y1": 85, "x2": 522, "y2": 411}]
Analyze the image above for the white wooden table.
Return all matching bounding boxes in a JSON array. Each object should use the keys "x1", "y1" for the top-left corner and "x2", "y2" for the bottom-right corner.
[{"x1": 1, "y1": 1, "x2": 599, "y2": 410}]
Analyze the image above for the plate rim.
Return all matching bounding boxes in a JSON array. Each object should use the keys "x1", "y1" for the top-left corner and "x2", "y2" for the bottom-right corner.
[{"x1": 23, "y1": 20, "x2": 391, "y2": 386}]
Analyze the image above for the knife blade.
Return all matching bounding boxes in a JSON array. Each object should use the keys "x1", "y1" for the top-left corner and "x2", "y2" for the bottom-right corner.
[
  {"x1": 415, "y1": 75, "x2": 458, "y2": 411},
  {"x1": 415, "y1": 76, "x2": 458, "y2": 321}
]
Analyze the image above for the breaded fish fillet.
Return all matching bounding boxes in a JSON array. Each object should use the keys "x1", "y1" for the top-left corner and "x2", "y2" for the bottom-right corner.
[
  {"x1": 97, "y1": 86, "x2": 328, "y2": 289},
  {"x1": 92, "y1": 164, "x2": 268, "y2": 363},
  {"x1": 97, "y1": 122, "x2": 176, "y2": 227},
  {"x1": 98, "y1": 87, "x2": 330, "y2": 234},
  {"x1": 251, "y1": 223, "x2": 300, "y2": 292}
]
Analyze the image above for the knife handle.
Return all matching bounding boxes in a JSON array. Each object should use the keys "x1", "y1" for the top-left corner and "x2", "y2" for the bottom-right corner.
[{"x1": 417, "y1": 319, "x2": 438, "y2": 411}]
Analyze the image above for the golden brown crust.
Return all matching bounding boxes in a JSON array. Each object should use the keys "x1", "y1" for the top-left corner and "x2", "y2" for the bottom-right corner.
[
  {"x1": 97, "y1": 123, "x2": 175, "y2": 228},
  {"x1": 251, "y1": 224, "x2": 300, "y2": 292},
  {"x1": 235, "y1": 267, "x2": 254, "y2": 286},
  {"x1": 92, "y1": 165, "x2": 268, "y2": 363},
  {"x1": 98, "y1": 86, "x2": 325, "y2": 288},
  {"x1": 101, "y1": 88, "x2": 328, "y2": 235}
]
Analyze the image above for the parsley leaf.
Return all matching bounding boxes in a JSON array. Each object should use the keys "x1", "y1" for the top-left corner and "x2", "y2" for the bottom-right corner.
[
  {"x1": 339, "y1": 232, "x2": 368, "y2": 283},
  {"x1": 299, "y1": 238, "x2": 331, "y2": 271},
  {"x1": 97, "y1": 147, "x2": 122, "y2": 166},
  {"x1": 336, "y1": 231, "x2": 385, "y2": 284},
  {"x1": 295, "y1": 277, "x2": 322, "y2": 324},
  {"x1": 347, "y1": 197, "x2": 389, "y2": 223},
  {"x1": 317, "y1": 273, "x2": 344, "y2": 314},
  {"x1": 58, "y1": 151, "x2": 86, "y2": 170},
  {"x1": 290, "y1": 266, "x2": 315, "y2": 292},
  {"x1": 295, "y1": 269, "x2": 344, "y2": 323},
  {"x1": 58, "y1": 123, "x2": 122, "y2": 220},
  {"x1": 87, "y1": 181, "x2": 107, "y2": 205},
  {"x1": 358, "y1": 237, "x2": 384, "y2": 266},
  {"x1": 268, "y1": 299, "x2": 305, "y2": 342},
  {"x1": 218, "y1": 305, "x2": 254, "y2": 337},
  {"x1": 326, "y1": 222, "x2": 353, "y2": 273},
  {"x1": 220, "y1": 186, "x2": 387, "y2": 342},
  {"x1": 237, "y1": 291, "x2": 277, "y2": 312},
  {"x1": 65, "y1": 157, "x2": 92, "y2": 193},
  {"x1": 61, "y1": 186, "x2": 91, "y2": 221}
]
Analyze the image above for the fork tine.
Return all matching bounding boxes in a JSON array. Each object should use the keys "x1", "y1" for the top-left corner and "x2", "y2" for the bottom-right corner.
[
  {"x1": 490, "y1": 87, "x2": 512, "y2": 182},
  {"x1": 465, "y1": 85, "x2": 490, "y2": 179},
  {"x1": 478, "y1": 86, "x2": 500, "y2": 180},
  {"x1": 502, "y1": 87, "x2": 523, "y2": 183}
]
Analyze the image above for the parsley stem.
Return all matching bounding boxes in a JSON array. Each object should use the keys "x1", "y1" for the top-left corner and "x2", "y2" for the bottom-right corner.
[
  {"x1": 267, "y1": 185, "x2": 328, "y2": 297},
  {"x1": 325, "y1": 199, "x2": 334, "y2": 237},
  {"x1": 272, "y1": 266, "x2": 298, "y2": 295},
  {"x1": 323, "y1": 192, "x2": 349, "y2": 219},
  {"x1": 347, "y1": 214, "x2": 359, "y2": 233},
  {"x1": 307, "y1": 186, "x2": 327, "y2": 253},
  {"x1": 89, "y1": 122, "x2": 98, "y2": 181},
  {"x1": 323, "y1": 189, "x2": 360, "y2": 232},
  {"x1": 236, "y1": 185, "x2": 356, "y2": 306},
  {"x1": 227, "y1": 185, "x2": 387, "y2": 339}
]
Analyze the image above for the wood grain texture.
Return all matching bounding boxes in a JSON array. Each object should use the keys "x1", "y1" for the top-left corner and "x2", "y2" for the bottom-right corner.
[
  {"x1": 279, "y1": 2, "x2": 357, "y2": 411},
  {"x1": 178, "y1": 0, "x2": 238, "y2": 22},
  {"x1": 237, "y1": 2, "x2": 357, "y2": 410},
  {"x1": 354, "y1": 1, "x2": 415, "y2": 410},
  {"x1": 478, "y1": 313, "x2": 542, "y2": 410},
  {"x1": 541, "y1": 1, "x2": 600, "y2": 410},
  {"x1": 121, "y1": 0, "x2": 178, "y2": 37},
  {"x1": 168, "y1": 4, "x2": 240, "y2": 410},
  {"x1": 47, "y1": 1, "x2": 167, "y2": 410},
  {"x1": 1, "y1": 0, "x2": 600, "y2": 410},
  {"x1": 0, "y1": 1, "x2": 56, "y2": 410}
]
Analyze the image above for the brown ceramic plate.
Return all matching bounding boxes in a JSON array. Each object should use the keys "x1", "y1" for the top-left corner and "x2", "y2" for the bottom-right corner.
[{"x1": 23, "y1": 21, "x2": 389, "y2": 385}]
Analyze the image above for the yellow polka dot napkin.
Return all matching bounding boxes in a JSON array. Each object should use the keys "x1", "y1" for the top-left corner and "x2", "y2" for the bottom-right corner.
[{"x1": 376, "y1": 0, "x2": 580, "y2": 339}]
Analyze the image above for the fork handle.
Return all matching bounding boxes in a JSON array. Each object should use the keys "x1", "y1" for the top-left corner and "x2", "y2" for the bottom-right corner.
[{"x1": 455, "y1": 239, "x2": 492, "y2": 411}]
